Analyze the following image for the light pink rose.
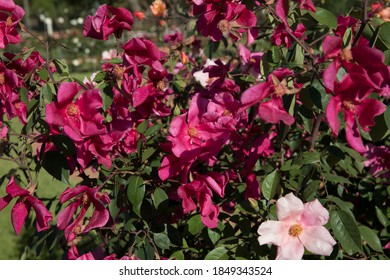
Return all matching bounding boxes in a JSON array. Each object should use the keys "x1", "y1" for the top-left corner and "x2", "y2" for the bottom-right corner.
[{"x1": 258, "y1": 193, "x2": 336, "y2": 260}]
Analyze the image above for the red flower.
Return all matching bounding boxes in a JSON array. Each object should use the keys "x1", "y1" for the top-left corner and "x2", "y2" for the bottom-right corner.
[
  {"x1": 0, "y1": 0, "x2": 24, "y2": 48},
  {"x1": 0, "y1": 177, "x2": 52, "y2": 235},
  {"x1": 57, "y1": 185, "x2": 110, "y2": 242},
  {"x1": 325, "y1": 72, "x2": 386, "y2": 153},
  {"x1": 83, "y1": 4, "x2": 134, "y2": 40}
]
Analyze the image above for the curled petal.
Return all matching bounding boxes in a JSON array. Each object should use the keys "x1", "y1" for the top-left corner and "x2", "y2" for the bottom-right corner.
[{"x1": 325, "y1": 95, "x2": 342, "y2": 135}]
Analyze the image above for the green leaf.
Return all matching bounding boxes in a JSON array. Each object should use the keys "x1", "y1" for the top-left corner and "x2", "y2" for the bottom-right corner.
[
  {"x1": 153, "y1": 233, "x2": 170, "y2": 250},
  {"x1": 204, "y1": 247, "x2": 229, "y2": 260},
  {"x1": 141, "y1": 147, "x2": 156, "y2": 162},
  {"x1": 262, "y1": 170, "x2": 280, "y2": 200},
  {"x1": 42, "y1": 83, "x2": 54, "y2": 103},
  {"x1": 330, "y1": 209, "x2": 362, "y2": 255},
  {"x1": 153, "y1": 187, "x2": 168, "y2": 209},
  {"x1": 369, "y1": 113, "x2": 389, "y2": 142},
  {"x1": 383, "y1": 107, "x2": 390, "y2": 130},
  {"x1": 127, "y1": 176, "x2": 145, "y2": 216},
  {"x1": 375, "y1": 206, "x2": 389, "y2": 227},
  {"x1": 359, "y1": 226, "x2": 383, "y2": 253},
  {"x1": 41, "y1": 151, "x2": 70, "y2": 185},
  {"x1": 22, "y1": 47, "x2": 35, "y2": 63},
  {"x1": 188, "y1": 214, "x2": 204, "y2": 235},
  {"x1": 107, "y1": 57, "x2": 123, "y2": 64},
  {"x1": 328, "y1": 196, "x2": 355, "y2": 220},
  {"x1": 208, "y1": 228, "x2": 221, "y2": 245},
  {"x1": 101, "y1": 85, "x2": 113, "y2": 111},
  {"x1": 170, "y1": 250, "x2": 185, "y2": 260},
  {"x1": 378, "y1": 22, "x2": 390, "y2": 49},
  {"x1": 137, "y1": 120, "x2": 149, "y2": 134},
  {"x1": 53, "y1": 59, "x2": 69, "y2": 76},
  {"x1": 323, "y1": 173, "x2": 351, "y2": 185},
  {"x1": 144, "y1": 124, "x2": 164, "y2": 137},
  {"x1": 309, "y1": 7, "x2": 337, "y2": 29}
]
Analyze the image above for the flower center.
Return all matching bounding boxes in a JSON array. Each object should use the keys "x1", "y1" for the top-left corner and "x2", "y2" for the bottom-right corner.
[
  {"x1": 6, "y1": 16, "x2": 13, "y2": 27},
  {"x1": 188, "y1": 127, "x2": 198, "y2": 138},
  {"x1": 340, "y1": 48, "x2": 353, "y2": 62},
  {"x1": 66, "y1": 104, "x2": 79, "y2": 117},
  {"x1": 217, "y1": 20, "x2": 231, "y2": 34},
  {"x1": 81, "y1": 193, "x2": 89, "y2": 205},
  {"x1": 223, "y1": 110, "x2": 232, "y2": 116},
  {"x1": 343, "y1": 100, "x2": 356, "y2": 112},
  {"x1": 288, "y1": 224, "x2": 303, "y2": 237},
  {"x1": 113, "y1": 64, "x2": 125, "y2": 79},
  {"x1": 274, "y1": 83, "x2": 287, "y2": 97},
  {"x1": 0, "y1": 73, "x2": 5, "y2": 85},
  {"x1": 155, "y1": 80, "x2": 165, "y2": 91},
  {"x1": 72, "y1": 225, "x2": 83, "y2": 235}
]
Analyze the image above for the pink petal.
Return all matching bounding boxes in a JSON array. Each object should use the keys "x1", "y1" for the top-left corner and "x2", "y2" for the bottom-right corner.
[
  {"x1": 57, "y1": 200, "x2": 80, "y2": 230},
  {"x1": 158, "y1": 155, "x2": 181, "y2": 181},
  {"x1": 276, "y1": 193, "x2": 304, "y2": 222},
  {"x1": 276, "y1": 237, "x2": 305, "y2": 260},
  {"x1": 355, "y1": 99, "x2": 386, "y2": 132},
  {"x1": 26, "y1": 196, "x2": 52, "y2": 232},
  {"x1": 11, "y1": 201, "x2": 29, "y2": 235},
  {"x1": 258, "y1": 220, "x2": 289, "y2": 246},
  {"x1": 0, "y1": 194, "x2": 12, "y2": 211},
  {"x1": 301, "y1": 199, "x2": 329, "y2": 226},
  {"x1": 275, "y1": 0, "x2": 289, "y2": 26},
  {"x1": 169, "y1": 114, "x2": 188, "y2": 138},
  {"x1": 258, "y1": 98, "x2": 295, "y2": 125},
  {"x1": 6, "y1": 176, "x2": 30, "y2": 197},
  {"x1": 345, "y1": 111, "x2": 366, "y2": 154},
  {"x1": 325, "y1": 95, "x2": 342, "y2": 135},
  {"x1": 300, "y1": 226, "x2": 336, "y2": 256},
  {"x1": 240, "y1": 82, "x2": 271, "y2": 110},
  {"x1": 60, "y1": 186, "x2": 90, "y2": 203},
  {"x1": 83, "y1": 208, "x2": 109, "y2": 232},
  {"x1": 201, "y1": 204, "x2": 219, "y2": 228},
  {"x1": 57, "y1": 82, "x2": 80, "y2": 107},
  {"x1": 322, "y1": 36, "x2": 342, "y2": 59}
]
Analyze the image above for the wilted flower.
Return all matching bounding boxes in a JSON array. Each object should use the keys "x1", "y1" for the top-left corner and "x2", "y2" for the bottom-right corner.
[{"x1": 258, "y1": 193, "x2": 336, "y2": 260}]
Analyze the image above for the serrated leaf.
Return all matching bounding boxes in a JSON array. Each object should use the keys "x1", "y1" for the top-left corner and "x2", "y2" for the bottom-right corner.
[
  {"x1": 330, "y1": 209, "x2": 362, "y2": 255},
  {"x1": 359, "y1": 226, "x2": 383, "y2": 253},
  {"x1": 262, "y1": 170, "x2": 280, "y2": 200},
  {"x1": 309, "y1": 7, "x2": 337, "y2": 29},
  {"x1": 328, "y1": 196, "x2": 355, "y2": 220},
  {"x1": 153, "y1": 233, "x2": 170, "y2": 250},
  {"x1": 205, "y1": 247, "x2": 228, "y2": 260},
  {"x1": 153, "y1": 187, "x2": 168, "y2": 209},
  {"x1": 188, "y1": 214, "x2": 204, "y2": 235}
]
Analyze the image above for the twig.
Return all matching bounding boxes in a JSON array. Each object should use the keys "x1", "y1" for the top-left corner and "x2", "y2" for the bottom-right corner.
[
  {"x1": 352, "y1": 0, "x2": 369, "y2": 47},
  {"x1": 309, "y1": 113, "x2": 325, "y2": 151}
]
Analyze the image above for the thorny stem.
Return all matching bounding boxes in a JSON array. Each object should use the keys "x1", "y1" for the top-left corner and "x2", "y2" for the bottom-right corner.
[{"x1": 352, "y1": 0, "x2": 369, "y2": 47}]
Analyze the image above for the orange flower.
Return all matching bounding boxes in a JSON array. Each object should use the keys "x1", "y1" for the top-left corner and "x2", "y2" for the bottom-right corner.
[
  {"x1": 133, "y1": 11, "x2": 145, "y2": 21},
  {"x1": 150, "y1": 0, "x2": 167, "y2": 17}
]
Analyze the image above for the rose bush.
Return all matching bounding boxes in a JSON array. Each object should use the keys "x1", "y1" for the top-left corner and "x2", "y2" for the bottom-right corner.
[{"x1": 0, "y1": 0, "x2": 389, "y2": 260}]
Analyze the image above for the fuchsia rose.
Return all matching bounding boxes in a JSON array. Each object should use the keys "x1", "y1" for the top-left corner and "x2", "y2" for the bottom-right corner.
[
  {"x1": 0, "y1": 177, "x2": 52, "y2": 235},
  {"x1": 177, "y1": 172, "x2": 228, "y2": 228},
  {"x1": 122, "y1": 37, "x2": 164, "y2": 67},
  {"x1": 325, "y1": 71, "x2": 386, "y2": 154},
  {"x1": 0, "y1": 0, "x2": 24, "y2": 48},
  {"x1": 83, "y1": 4, "x2": 134, "y2": 40},
  {"x1": 193, "y1": 0, "x2": 257, "y2": 44},
  {"x1": 238, "y1": 44, "x2": 263, "y2": 79},
  {"x1": 258, "y1": 193, "x2": 336, "y2": 260},
  {"x1": 240, "y1": 68, "x2": 299, "y2": 125},
  {"x1": 46, "y1": 82, "x2": 106, "y2": 141},
  {"x1": 271, "y1": 23, "x2": 306, "y2": 49},
  {"x1": 57, "y1": 185, "x2": 110, "y2": 242}
]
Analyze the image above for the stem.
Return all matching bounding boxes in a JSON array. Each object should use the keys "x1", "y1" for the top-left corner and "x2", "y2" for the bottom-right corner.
[
  {"x1": 352, "y1": 0, "x2": 369, "y2": 47},
  {"x1": 309, "y1": 113, "x2": 325, "y2": 151}
]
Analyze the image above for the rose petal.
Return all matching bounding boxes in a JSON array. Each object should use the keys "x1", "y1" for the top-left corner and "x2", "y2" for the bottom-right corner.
[
  {"x1": 276, "y1": 237, "x2": 305, "y2": 260},
  {"x1": 301, "y1": 199, "x2": 329, "y2": 226},
  {"x1": 276, "y1": 193, "x2": 304, "y2": 222},
  {"x1": 300, "y1": 226, "x2": 336, "y2": 256},
  {"x1": 258, "y1": 220, "x2": 289, "y2": 246}
]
